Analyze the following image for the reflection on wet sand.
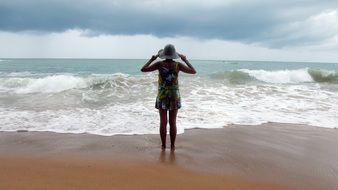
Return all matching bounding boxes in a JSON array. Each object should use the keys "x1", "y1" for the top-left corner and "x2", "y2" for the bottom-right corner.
[{"x1": 159, "y1": 150, "x2": 176, "y2": 164}]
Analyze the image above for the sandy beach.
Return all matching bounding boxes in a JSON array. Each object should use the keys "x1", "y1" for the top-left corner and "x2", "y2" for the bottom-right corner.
[{"x1": 0, "y1": 123, "x2": 337, "y2": 190}]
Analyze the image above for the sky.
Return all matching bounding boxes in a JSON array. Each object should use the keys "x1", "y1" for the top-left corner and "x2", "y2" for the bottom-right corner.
[{"x1": 0, "y1": 0, "x2": 338, "y2": 62}]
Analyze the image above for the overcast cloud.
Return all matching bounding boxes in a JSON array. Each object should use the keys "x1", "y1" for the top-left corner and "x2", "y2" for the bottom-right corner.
[
  {"x1": 1, "y1": 0, "x2": 338, "y2": 47},
  {"x1": 0, "y1": 0, "x2": 338, "y2": 60}
]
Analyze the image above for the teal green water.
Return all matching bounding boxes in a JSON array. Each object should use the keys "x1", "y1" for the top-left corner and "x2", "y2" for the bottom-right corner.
[{"x1": 1, "y1": 59, "x2": 337, "y2": 75}]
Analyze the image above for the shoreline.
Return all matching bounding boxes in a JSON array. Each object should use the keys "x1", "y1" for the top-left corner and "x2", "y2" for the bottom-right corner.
[
  {"x1": 4, "y1": 121, "x2": 336, "y2": 137},
  {"x1": 1, "y1": 123, "x2": 337, "y2": 189}
]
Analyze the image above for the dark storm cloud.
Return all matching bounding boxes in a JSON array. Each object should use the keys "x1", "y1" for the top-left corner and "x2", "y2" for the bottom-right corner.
[{"x1": 1, "y1": 0, "x2": 337, "y2": 47}]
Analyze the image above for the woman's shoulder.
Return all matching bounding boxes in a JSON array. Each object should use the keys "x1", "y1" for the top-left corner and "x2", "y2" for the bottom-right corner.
[{"x1": 174, "y1": 61, "x2": 183, "y2": 68}]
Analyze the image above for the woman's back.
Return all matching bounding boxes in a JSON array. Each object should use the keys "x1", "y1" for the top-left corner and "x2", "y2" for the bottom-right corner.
[
  {"x1": 158, "y1": 60, "x2": 179, "y2": 87},
  {"x1": 156, "y1": 60, "x2": 181, "y2": 110}
]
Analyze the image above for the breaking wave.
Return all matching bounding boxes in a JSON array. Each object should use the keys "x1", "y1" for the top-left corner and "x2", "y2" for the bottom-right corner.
[
  {"x1": 0, "y1": 70, "x2": 337, "y2": 135},
  {"x1": 211, "y1": 68, "x2": 338, "y2": 84},
  {"x1": 1, "y1": 68, "x2": 337, "y2": 95},
  {"x1": 0, "y1": 73, "x2": 156, "y2": 94}
]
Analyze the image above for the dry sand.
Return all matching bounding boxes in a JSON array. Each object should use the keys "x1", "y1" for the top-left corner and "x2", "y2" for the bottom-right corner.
[{"x1": 0, "y1": 123, "x2": 337, "y2": 190}]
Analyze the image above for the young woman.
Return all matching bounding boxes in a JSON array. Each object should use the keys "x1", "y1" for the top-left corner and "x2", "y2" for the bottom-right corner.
[{"x1": 141, "y1": 44, "x2": 196, "y2": 150}]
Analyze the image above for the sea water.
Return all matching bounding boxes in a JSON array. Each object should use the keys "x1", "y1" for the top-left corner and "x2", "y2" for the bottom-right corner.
[{"x1": 0, "y1": 59, "x2": 337, "y2": 135}]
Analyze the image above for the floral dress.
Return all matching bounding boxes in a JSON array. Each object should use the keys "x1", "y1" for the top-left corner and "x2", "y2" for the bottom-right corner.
[{"x1": 155, "y1": 62, "x2": 181, "y2": 110}]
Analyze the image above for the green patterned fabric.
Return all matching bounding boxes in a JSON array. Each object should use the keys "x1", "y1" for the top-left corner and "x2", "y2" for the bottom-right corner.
[{"x1": 155, "y1": 62, "x2": 181, "y2": 110}]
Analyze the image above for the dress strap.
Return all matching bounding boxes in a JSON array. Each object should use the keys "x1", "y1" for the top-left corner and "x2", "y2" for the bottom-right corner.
[{"x1": 175, "y1": 62, "x2": 179, "y2": 72}]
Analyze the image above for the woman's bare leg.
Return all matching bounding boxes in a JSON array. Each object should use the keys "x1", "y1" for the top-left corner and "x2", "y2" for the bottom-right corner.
[
  {"x1": 159, "y1": 109, "x2": 168, "y2": 149},
  {"x1": 169, "y1": 109, "x2": 178, "y2": 150}
]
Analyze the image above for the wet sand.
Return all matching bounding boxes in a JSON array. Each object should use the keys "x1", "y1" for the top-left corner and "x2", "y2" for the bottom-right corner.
[{"x1": 0, "y1": 123, "x2": 337, "y2": 190}]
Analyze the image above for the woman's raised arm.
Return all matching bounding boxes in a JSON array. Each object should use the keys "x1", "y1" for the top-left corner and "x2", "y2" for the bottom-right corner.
[
  {"x1": 178, "y1": 54, "x2": 196, "y2": 74},
  {"x1": 141, "y1": 55, "x2": 159, "y2": 72}
]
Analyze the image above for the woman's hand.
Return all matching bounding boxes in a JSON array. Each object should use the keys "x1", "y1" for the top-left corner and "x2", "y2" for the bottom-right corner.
[
  {"x1": 141, "y1": 53, "x2": 160, "y2": 72},
  {"x1": 177, "y1": 53, "x2": 196, "y2": 74},
  {"x1": 178, "y1": 53, "x2": 187, "y2": 61},
  {"x1": 151, "y1": 53, "x2": 159, "y2": 61}
]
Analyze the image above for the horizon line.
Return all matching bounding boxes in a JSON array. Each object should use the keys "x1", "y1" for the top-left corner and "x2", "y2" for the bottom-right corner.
[{"x1": 1, "y1": 58, "x2": 338, "y2": 64}]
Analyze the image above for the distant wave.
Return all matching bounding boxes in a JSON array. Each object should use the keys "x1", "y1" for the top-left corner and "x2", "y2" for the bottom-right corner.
[{"x1": 211, "y1": 68, "x2": 338, "y2": 84}]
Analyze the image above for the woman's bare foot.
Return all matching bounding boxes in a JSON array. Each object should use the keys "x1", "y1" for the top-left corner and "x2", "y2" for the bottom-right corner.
[{"x1": 170, "y1": 144, "x2": 175, "y2": 150}]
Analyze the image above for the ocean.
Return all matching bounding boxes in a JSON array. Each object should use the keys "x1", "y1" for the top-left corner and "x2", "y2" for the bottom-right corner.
[{"x1": 0, "y1": 59, "x2": 337, "y2": 135}]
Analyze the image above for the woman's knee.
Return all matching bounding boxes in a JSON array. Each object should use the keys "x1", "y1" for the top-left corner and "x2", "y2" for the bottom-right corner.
[
  {"x1": 169, "y1": 109, "x2": 178, "y2": 126},
  {"x1": 159, "y1": 109, "x2": 168, "y2": 125},
  {"x1": 160, "y1": 118, "x2": 168, "y2": 126},
  {"x1": 169, "y1": 119, "x2": 176, "y2": 127}
]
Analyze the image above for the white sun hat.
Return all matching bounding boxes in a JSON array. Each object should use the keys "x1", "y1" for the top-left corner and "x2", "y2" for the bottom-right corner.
[{"x1": 158, "y1": 44, "x2": 179, "y2": 59}]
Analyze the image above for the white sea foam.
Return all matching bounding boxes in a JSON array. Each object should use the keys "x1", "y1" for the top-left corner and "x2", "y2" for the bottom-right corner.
[
  {"x1": 239, "y1": 68, "x2": 314, "y2": 83},
  {"x1": 0, "y1": 74, "x2": 337, "y2": 135},
  {"x1": 15, "y1": 75, "x2": 87, "y2": 93},
  {"x1": 1, "y1": 69, "x2": 336, "y2": 95},
  {"x1": 1, "y1": 58, "x2": 337, "y2": 135},
  {"x1": 0, "y1": 73, "x2": 157, "y2": 94},
  {"x1": 0, "y1": 71, "x2": 337, "y2": 136},
  {"x1": 5, "y1": 71, "x2": 49, "y2": 77},
  {"x1": 0, "y1": 103, "x2": 169, "y2": 136}
]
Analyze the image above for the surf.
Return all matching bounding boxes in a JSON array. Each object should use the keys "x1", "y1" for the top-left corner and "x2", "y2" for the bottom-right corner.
[
  {"x1": 210, "y1": 68, "x2": 338, "y2": 84},
  {"x1": 0, "y1": 73, "x2": 155, "y2": 94}
]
